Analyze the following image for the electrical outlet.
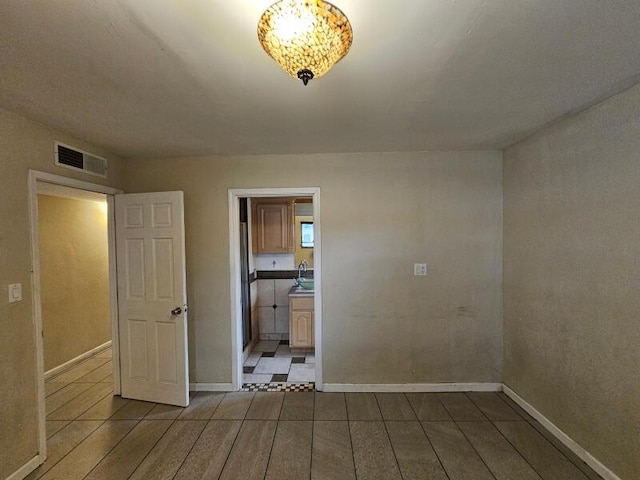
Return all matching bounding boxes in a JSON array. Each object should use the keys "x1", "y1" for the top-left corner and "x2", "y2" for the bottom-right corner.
[
  {"x1": 413, "y1": 264, "x2": 427, "y2": 276},
  {"x1": 8, "y1": 283, "x2": 22, "y2": 303}
]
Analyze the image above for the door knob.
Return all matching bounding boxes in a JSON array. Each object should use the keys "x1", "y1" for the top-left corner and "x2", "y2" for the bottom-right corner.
[{"x1": 171, "y1": 307, "x2": 182, "y2": 316}]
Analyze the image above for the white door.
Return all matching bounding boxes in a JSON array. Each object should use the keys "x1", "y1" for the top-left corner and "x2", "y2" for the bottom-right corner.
[{"x1": 115, "y1": 191, "x2": 189, "y2": 407}]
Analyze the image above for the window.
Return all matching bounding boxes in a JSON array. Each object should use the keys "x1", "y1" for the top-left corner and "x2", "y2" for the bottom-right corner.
[{"x1": 301, "y1": 222, "x2": 314, "y2": 248}]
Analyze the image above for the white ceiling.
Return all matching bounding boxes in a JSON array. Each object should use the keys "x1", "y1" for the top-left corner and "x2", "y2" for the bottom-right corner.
[{"x1": 1, "y1": 1, "x2": 639, "y2": 158}]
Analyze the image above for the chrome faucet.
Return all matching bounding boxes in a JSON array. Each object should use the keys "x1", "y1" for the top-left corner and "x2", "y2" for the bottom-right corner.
[{"x1": 298, "y1": 259, "x2": 308, "y2": 279}]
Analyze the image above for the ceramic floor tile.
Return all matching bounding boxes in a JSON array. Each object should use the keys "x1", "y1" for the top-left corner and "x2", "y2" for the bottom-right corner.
[
  {"x1": 314, "y1": 392, "x2": 348, "y2": 420},
  {"x1": 253, "y1": 340, "x2": 280, "y2": 352},
  {"x1": 254, "y1": 357, "x2": 292, "y2": 374},
  {"x1": 26, "y1": 420, "x2": 103, "y2": 480},
  {"x1": 47, "y1": 383, "x2": 113, "y2": 420},
  {"x1": 305, "y1": 353, "x2": 316, "y2": 364},
  {"x1": 39, "y1": 420, "x2": 138, "y2": 480},
  {"x1": 346, "y1": 393, "x2": 383, "y2": 421},
  {"x1": 174, "y1": 420, "x2": 243, "y2": 480},
  {"x1": 496, "y1": 392, "x2": 534, "y2": 421},
  {"x1": 49, "y1": 357, "x2": 111, "y2": 384},
  {"x1": 437, "y1": 392, "x2": 487, "y2": 421},
  {"x1": 129, "y1": 420, "x2": 207, "y2": 480},
  {"x1": 265, "y1": 421, "x2": 313, "y2": 480},
  {"x1": 178, "y1": 392, "x2": 224, "y2": 420},
  {"x1": 76, "y1": 362, "x2": 112, "y2": 383},
  {"x1": 280, "y1": 391, "x2": 314, "y2": 420},
  {"x1": 350, "y1": 421, "x2": 402, "y2": 480},
  {"x1": 376, "y1": 393, "x2": 417, "y2": 421},
  {"x1": 219, "y1": 420, "x2": 277, "y2": 480},
  {"x1": 45, "y1": 383, "x2": 94, "y2": 415},
  {"x1": 77, "y1": 394, "x2": 129, "y2": 420},
  {"x1": 244, "y1": 352, "x2": 262, "y2": 367},
  {"x1": 246, "y1": 392, "x2": 285, "y2": 420},
  {"x1": 244, "y1": 373, "x2": 274, "y2": 383},
  {"x1": 422, "y1": 421, "x2": 495, "y2": 480},
  {"x1": 109, "y1": 399, "x2": 155, "y2": 419},
  {"x1": 458, "y1": 421, "x2": 542, "y2": 480},
  {"x1": 145, "y1": 403, "x2": 184, "y2": 420},
  {"x1": 45, "y1": 420, "x2": 70, "y2": 439},
  {"x1": 212, "y1": 392, "x2": 255, "y2": 419},
  {"x1": 84, "y1": 420, "x2": 173, "y2": 480},
  {"x1": 406, "y1": 393, "x2": 452, "y2": 421},
  {"x1": 525, "y1": 419, "x2": 603, "y2": 480},
  {"x1": 311, "y1": 421, "x2": 356, "y2": 480},
  {"x1": 287, "y1": 363, "x2": 315, "y2": 382},
  {"x1": 274, "y1": 345, "x2": 293, "y2": 357},
  {"x1": 466, "y1": 392, "x2": 523, "y2": 421},
  {"x1": 45, "y1": 381, "x2": 70, "y2": 398},
  {"x1": 385, "y1": 421, "x2": 448, "y2": 480},
  {"x1": 494, "y1": 421, "x2": 590, "y2": 480}
]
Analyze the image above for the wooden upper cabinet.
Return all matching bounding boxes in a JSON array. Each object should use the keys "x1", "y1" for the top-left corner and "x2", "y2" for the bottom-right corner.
[{"x1": 252, "y1": 198, "x2": 294, "y2": 254}]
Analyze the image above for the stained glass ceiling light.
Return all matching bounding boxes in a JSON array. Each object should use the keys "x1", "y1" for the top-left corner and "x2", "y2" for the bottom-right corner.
[{"x1": 258, "y1": 0, "x2": 353, "y2": 85}]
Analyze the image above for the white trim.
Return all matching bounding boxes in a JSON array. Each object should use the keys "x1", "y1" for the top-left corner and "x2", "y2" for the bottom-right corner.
[
  {"x1": 189, "y1": 383, "x2": 234, "y2": 392},
  {"x1": 28, "y1": 170, "x2": 123, "y2": 468},
  {"x1": 503, "y1": 385, "x2": 621, "y2": 480},
  {"x1": 323, "y1": 383, "x2": 503, "y2": 393},
  {"x1": 228, "y1": 188, "x2": 323, "y2": 391},
  {"x1": 44, "y1": 341, "x2": 112, "y2": 380},
  {"x1": 5, "y1": 455, "x2": 43, "y2": 480},
  {"x1": 106, "y1": 195, "x2": 121, "y2": 395}
]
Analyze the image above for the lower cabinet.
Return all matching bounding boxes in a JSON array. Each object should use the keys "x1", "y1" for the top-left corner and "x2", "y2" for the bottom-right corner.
[{"x1": 289, "y1": 296, "x2": 314, "y2": 349}]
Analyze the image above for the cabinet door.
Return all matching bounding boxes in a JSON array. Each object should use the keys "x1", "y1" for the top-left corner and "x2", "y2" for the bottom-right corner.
[
  {"x1": 255, "y1": 203, "x2": 290, "y2": 253},
  {"x1": 291, "y1": 310, "x2": 314, "y2": 348}
]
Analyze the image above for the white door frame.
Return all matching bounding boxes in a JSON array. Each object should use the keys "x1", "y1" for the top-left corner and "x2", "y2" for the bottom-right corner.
[
  {"x1": 28, "y1": 170, "x2": 122, "y2": 459},
  {"x1": 228, "y1": 187, "x2": 323, "y2": 391}
]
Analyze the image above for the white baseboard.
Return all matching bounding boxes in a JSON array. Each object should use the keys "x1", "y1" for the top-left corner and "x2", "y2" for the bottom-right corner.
[
  {"x1": 322, "y1": 382, "x2": 503, "y2": 393},
  {"x1": 189, "y1": 383, "x2": 234, "y2": 392},
  {"x1": 5, "y1": 454, "x2": 42, "y2": 480},
  {"x1": 44, "y1": 341, "x2": 112, "y2": 381},
  {"x1": 503, "y1": 385, "x2": 621, "y2": 480}
]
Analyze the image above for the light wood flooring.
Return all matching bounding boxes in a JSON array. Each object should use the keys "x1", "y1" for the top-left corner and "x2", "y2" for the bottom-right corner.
[{"x1": 31, "y1": 349, "x2": 603, "y2": 480}]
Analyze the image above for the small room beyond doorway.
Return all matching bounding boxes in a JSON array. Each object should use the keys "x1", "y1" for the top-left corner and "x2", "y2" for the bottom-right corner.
[
  {"x1": 36, "y1": 182, "x2": 114, "y2": 425},
  {"x1": 239, "y1": 196, "x2": 316, "y2": 390}
]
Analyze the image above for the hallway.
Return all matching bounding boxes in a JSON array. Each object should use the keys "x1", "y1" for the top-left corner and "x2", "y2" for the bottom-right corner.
[{"x1": 29, "y1": 346, "x2": 603, "y2": 479}]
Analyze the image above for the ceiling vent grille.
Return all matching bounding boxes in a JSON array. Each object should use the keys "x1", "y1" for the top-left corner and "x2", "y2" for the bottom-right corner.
[{"x1": 54, "y1": 142, "x2": 108, "y2": 178}]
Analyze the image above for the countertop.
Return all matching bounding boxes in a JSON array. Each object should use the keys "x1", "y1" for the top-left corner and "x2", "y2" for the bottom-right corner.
[{"x1": 289, "y1": 285, "x2": 314, "y2": 297}]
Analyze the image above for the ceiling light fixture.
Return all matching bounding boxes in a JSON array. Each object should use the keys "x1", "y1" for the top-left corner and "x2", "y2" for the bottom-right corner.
[{"x1": 257, "y1": 0, "x2": 353, "y2": 86}]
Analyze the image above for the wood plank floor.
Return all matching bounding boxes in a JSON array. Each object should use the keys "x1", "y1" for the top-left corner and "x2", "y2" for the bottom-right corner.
[{"x1": 30, "y1": 349, "x2": 604, "y2": 480}]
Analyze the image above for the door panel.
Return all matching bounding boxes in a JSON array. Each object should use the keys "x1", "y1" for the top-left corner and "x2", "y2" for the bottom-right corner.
[{"x1": 115, "y1": 191, "x2": 189, "y2": 407}]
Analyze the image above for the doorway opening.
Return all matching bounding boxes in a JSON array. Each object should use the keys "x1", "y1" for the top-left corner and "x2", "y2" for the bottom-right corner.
[
  {"x1": 228, "y1": 188, "x2": 323, "y2": 391},
  {"x1": 28, "y1": 171, "x2": 122, "y2": 459}
]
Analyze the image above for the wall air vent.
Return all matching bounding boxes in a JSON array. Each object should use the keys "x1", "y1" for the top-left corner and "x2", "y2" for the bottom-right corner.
[{"x1": 54, "y1": 142, "x2": 108, "y2": 178}]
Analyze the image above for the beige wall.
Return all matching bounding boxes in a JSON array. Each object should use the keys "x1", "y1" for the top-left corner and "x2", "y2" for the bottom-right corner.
[
  {"x1": 123, "y1": 151, "x2": 503, "y2": 385},
  {"x1": 503, "y1": 83, "x2": 640, "y2": 479},
  {"x1": 0, "y1": 107, "x2": 124, "y2": 479},
  {"x1": 38, "y1": 195, "x2": 111, "y2": 372}
]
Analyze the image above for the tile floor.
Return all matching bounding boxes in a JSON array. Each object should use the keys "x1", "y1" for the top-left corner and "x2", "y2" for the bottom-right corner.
[
  {"x1": 243, "y1": 340, "x2": 315, "y2": 389},
  {"x1": 31, "y1": 347, "x2": 604, "y2": 480}
]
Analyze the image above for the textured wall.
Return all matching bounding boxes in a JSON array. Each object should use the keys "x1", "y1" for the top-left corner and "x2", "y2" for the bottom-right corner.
[
  {"x1": 38, "y1": 195, "x2": 111, "y2": 372},
  {"x1": 503, "y1": 84, "x2": 640, "y2": 479},
  {"x1": 123, "y1": 151, "x2": 503, "y2": 386},
  {"x1": 0, "y1": 107, "x2": 124, "y2": 479}
]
